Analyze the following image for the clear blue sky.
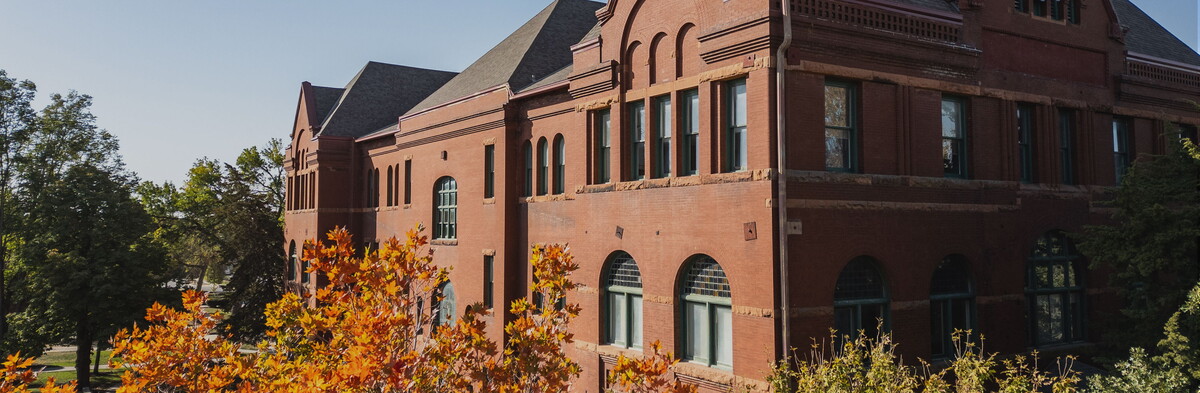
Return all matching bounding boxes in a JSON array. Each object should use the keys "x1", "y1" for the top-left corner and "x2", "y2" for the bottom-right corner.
[{"x1": 0, "y1": 1, "x2": 1195, "y2": 185}]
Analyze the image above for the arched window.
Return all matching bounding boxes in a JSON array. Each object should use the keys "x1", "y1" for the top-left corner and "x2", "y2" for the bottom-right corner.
[
  {"x1": 523, "y1": 141, "x2": 533, "y2": 197},
  {"x1": 680, "y1": 256, "x2": 732, "y2": 369},
  {"x1": 434, "y1": 281, "x2": 456, "y2": 327},
  {"x1": 1027, "y1": 231, "x2": 1085, "y2": 346},
  {"x1": 930, "y1": 255, "x2": 975, "y2": 358},
  {"x1": 287, "y1": 241, "x2": 297, "y2": 281},
  {"x1": 833, "y1": 256, "x2": 888, "y2": 342},
  {"x1": 386, "y1": 166, "x2": 395, "y2": 206},
  {"x1": 604, "y1": 252, "x2": 643, "y2": 349},
  {"x1": 553, "y1": 135, "x2": 565, "y2": 195},
  {"x1": 372, "y1": 168, "x2": 380, "y2": 208},
  {"x1": 537, "y1": 138, "x2": 549, "y2": 195},
  {"x1": 300, "y1": 256, "x2": 311, "y2": 285},
  {"x1": 433, "y1": 177, "x2": 457, "y2": 239}
]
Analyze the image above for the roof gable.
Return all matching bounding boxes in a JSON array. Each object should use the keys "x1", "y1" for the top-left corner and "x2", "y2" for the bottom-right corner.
[
  {"x1": 404, "y1": 0, "x2": 604, "y2": 116},
  {"x1": 319, "y1": 61, "x2": 457, "y2": 138}
]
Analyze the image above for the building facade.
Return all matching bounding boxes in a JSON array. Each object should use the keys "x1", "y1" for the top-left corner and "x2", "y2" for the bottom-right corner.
[{"x1": 284, "y1": 0, "x2": 1200, "y2": 390}]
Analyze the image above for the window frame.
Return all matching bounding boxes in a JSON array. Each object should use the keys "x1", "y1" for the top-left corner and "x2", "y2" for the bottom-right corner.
[
  {"x1": 537, "y1": 138, "x2": 549, "y2": 196},
  {"x1": 1058, "y1": 108, "x2": 1075, "y2": 185},
  {"x1": 553, "y1": 135, "x2": 565, "y2": 194},
  {"x1": 1017, "y1": 104, "x2": 1036, "y2": 183},
  {"x1": 483, "y1": 255, "x2": 494, "y2": 310},
  {"x1": 679, "y1": 256, "x2": 733, "y2": 370},
  {"x1": 653, "y1": 95, "x2": 672, "y2": 178},
  {"x1": 833, "y1": 257, "x2": 890, "y2": 343},
  {"x1": 484, "y1": 145, "x2": 495, "y2": 199},
  {"x1": 403, "y1": 160, "x2": 412, "y2": 205},
  {"x1": 1113, "y1": 118, "x2": 1130, "y2": 184},
  {"x1": 942, "y1": 96, "x2": 968, "y2": 179},
  {"x1": 595, "y1": 109, "x2": 612, "y2": 184},
  {"x1": 824, "y1": 80, "x2": 859, "y2": 173},
  {"x1": 603, "y1": 252, "x2": 644, "y2": 350},
  {"x1": 929, "y1": 256, "x2": 976, "y2": 359},
  {"x1": 433, "y1": 177, "x2": 458, "y2": 240},
  {"x1": 628, "y1": 101, "x2": 647, "y2": 181},
  {"x1": 680, "y1": 89, "x2": 700, "y2": 176},
  {"x1": 725, "y1": 78, "x2": 748, "y2": 173},
  {"x1": 1025, "y1": 231, "x2": 1086, "y2": 347},
  {"x1": 433, "y1": 281, "x2": 456, "y2": 328},
  {"x1": 523, "y1": 141, "x2": 534, "y2": 197}
]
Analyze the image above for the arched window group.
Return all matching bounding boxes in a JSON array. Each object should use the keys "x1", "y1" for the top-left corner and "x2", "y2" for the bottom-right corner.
[
  {"x1": 524, "y1": 134, "x2": 567, "y2": 197},
  {"x1": 599, "y1": 253, "x2": 732, "y2": 369}
]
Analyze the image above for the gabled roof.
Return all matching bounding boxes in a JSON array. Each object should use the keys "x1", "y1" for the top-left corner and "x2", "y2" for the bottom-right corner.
[
  {"x1": 311, "y1": 86, "x2": 345, "y2": 125},
  {"x1": 517, "y1": 65, "x2": 573, "y2": 94},
  {"x1": 1113, "y1": 0, "x2": 1200, "y2": 67},
  {"x1": 319, "y1": 61, "x2": 457, "y2": 138},
  {"x1": 404, "y1": 0, "x2": 605, "y2": 116}
]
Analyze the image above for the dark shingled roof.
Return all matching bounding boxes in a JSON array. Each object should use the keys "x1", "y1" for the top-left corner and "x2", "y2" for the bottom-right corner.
[
  {"x1": 517, "y1": 65, "x2": 573, "y2": 94},
  {"x1": 1113, "y1": 0, "x2": 1200, "y2": 67},
  {"x1": 319, "y1": 61, "x2": 457, "y2": 138},
  {"x1": 311, "y1": 86, "x2": 344, "y2": 125},
  {"x1": 404, "y1": 0, "x2": 605, "y2": 116}
]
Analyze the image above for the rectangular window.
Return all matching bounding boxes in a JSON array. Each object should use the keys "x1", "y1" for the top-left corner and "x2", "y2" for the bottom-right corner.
[
  {"x1": 1058, "y1": 109, "x2": 1075, "y2": 185},
  {"x1": 1017, "y1": 104, "x2": 1036, "y2": 183},
  {"x1": 713, "y1": 304, "x2": 733, "y2": 368},
  {"x1": 608, "y1": 293, "x2": 628, "y2": 347},
  {"x1": 403, "y1": 160, "x2": 412, "y2": 205},
  {"x1": 1014, "y1": 0, "x2": 1028, "y2": 13},
  {"x1": 484, "y1": 145, "x2": 495, "y2": 198},
  {"x1": 653, "y1": 95, "x2": 672, "y2": 178},
  {"x1": 942, "y1": 97, "x2": 967, "y2": 178},
  {"x1": 1175, "y1": 123, "x2": 1197, "y2": 144},
  {"x1": 684, "y1": 302, "x2": 707, "y2": 363},
  {"x1": 628, "y1": 101, "x2": 646, "y2": 181},
  {"x1": 825, "y1": 81, "x2": 857, "y2": 172},
  {"x1": 726, "y1": 79, "x2": 748, "y2": 172},
  {"x1": 1113, "y1": 118, "x2": 1130, "y2": 183},
  {"x1": 681, "y1": 89, "x2": 700, "y2": 176},
  {"x1": 483, "y1": 256, "x2": 494, "y2": 309},
  {"x1": 595, "y1": 110, "x2": 612, "y2": 184}
]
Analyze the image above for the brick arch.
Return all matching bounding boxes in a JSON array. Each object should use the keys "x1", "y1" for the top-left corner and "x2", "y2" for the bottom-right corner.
[
  {"x1": 625, "y1": 40, "x2": 646, "y2": 90},
  {"x1": 676, "y1": 23, "x2": 699, "y2": 78},
  {"x1": 649, "y1": 32, "x2": 671, "y2": 85}
]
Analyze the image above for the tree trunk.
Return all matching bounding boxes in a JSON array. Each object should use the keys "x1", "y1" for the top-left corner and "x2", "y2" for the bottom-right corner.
[
  {"x1": 75, "y1": 313, "x2": 91, "y2": 392},
  {"x1": 196, "y1": 262, "x2": 208, "y2": 292},
  {"x1": 93, "y1": 340, "x2": 101, "y2": 374}
]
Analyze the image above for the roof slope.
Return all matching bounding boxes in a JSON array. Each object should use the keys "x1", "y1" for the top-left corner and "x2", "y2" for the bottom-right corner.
[
  {"x1": 311, "y1": 86, "x2": 345, "y2": 125},
  {"x1": 888, "y1": 0, "x2": 959, "y2": 13},
  {"x1": 319, "y1": 61, "x2": 458, "y2": 137},
  {"x1": 1113, "y1": 0, "x2": 1200, "y2": 66},
  {"x1": 405, "y1": 0, "x2": 604, "y2": 116}
]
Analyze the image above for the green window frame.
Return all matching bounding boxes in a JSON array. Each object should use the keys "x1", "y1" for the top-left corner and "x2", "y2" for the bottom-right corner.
[
  {"x1": 1113, "y1": 118, "x2": 1130, "y2": 184},
  {"x1": 433, "y1": 177, "x2": 457, "y2": 240},
  {"x1": 930, "y1": 255, "x2": 976, "y2": 359},
  {"x1": 1017, "y1": 104, "x2": 1036, "y2": 183},
  {"x1": 1026, "y1": 231, "x2": 1086, "y2": 347},
  {"x1": 483, "y1": 255, "x2": 494, "y2": 310},
  {"x1": 484, "y1": 145, "x2": 495, "y2": 198},
  {"x1": 653, "y1": 95, "x2": 672, "y2": 178},
  {"x1": 604, "y1": 252, "x2": 643, "y2": 349},
  {"x1": 825, "y1": 81, "x2": 858, "y2": 172},
  {"x1": 553, "y1": 135, "x2": 565, "y2": 194},
  {"x1": 681, "y1": 89, "x2": 700, "y2": 176},
  {"x1": 523, "y1": 141, "x2": 533, "y2": 197},
  {"x1": 833, "y1": 257, "x2": 889, "y2": 343},
  {"x1": 942, "y1": 97, "x2": 967, "y2": 178},
  {"x1": 725, "y1": 78, "x2": 748, "y2": 172},
  {"x1": 680, "y1": 256, "x2": 733, "y2": 369},
  {"x1": 537, "y1": 138, "x2": 549, "y2": 196},
  {"x1": 595, "y1": 109, "x2": 612, "y2": 184},
  {"x1": 434, "y1": 281, "x2": 456, "y2": 328},
  {"x1": 1059, "y1": 109, "x2": 1075, "y2": 185},
  {"x1": 629, "y1": 101, "x2": 646, "y2": 181}
]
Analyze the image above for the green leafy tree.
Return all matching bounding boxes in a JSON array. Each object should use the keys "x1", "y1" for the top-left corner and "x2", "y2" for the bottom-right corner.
[
  {"x1": 22, "y1": 163, "x2": 170, "y2": 391},
  {"x1": 1077, "y1": 137, "x2": 1200, "y2": 351},
  {"x1": 0, "y1": 70, "x2": 37, "y2": 347}
]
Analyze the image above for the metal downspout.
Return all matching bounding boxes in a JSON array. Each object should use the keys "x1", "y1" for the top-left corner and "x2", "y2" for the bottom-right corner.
[{"x1": 776, "y1": 0, "x2": 794, "y2": 359}]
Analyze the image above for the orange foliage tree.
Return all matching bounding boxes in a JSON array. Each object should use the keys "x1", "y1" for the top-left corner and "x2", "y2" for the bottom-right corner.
[
  {"x1": 0, "y1": 353, "x2": 76, "y2": 393},
  {"x1": 107, "y1": 226, "x2": 695, "y2": 393}
]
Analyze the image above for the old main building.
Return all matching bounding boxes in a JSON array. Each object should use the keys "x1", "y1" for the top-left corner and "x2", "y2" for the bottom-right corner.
[{"x1": 284, "y1": 0, "x2": 1200, "y2": 390}]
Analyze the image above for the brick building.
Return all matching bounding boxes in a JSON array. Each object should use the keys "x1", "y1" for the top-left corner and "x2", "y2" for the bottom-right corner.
[{"x1": 284, "y1": 0, "x2": 1200, "y2": 390}]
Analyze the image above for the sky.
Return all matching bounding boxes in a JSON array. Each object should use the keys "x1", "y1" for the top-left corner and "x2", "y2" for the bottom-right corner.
[{"x1": 0, "y1": 0, "x2": 1196, "y2": 185}]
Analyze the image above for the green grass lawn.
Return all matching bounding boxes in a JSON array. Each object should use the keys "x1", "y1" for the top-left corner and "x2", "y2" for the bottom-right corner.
[
  {"x1": 33, "y1": 350, "x2": 114, "y2": 368},
  {"x1": 32, "y1": 370, "x2": 121, "y2": 391}
]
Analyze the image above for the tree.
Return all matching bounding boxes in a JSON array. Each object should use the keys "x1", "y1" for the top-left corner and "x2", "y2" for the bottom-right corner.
[
  {"x1": 0, "y1": 70, "x2": 37, "y2": 347},
  {"x1": 139, "y1": 139, "x2": 286, "y2": 342},
  {"x1": 21, "y1": 163, "x2": 170, "y2": 391},
  {"x1": 111, "y1": 227, "x2": 695, "y2": 392},
  {"x1": 1077, "y1": 137, "x2": 1200, "y2": 352}
]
